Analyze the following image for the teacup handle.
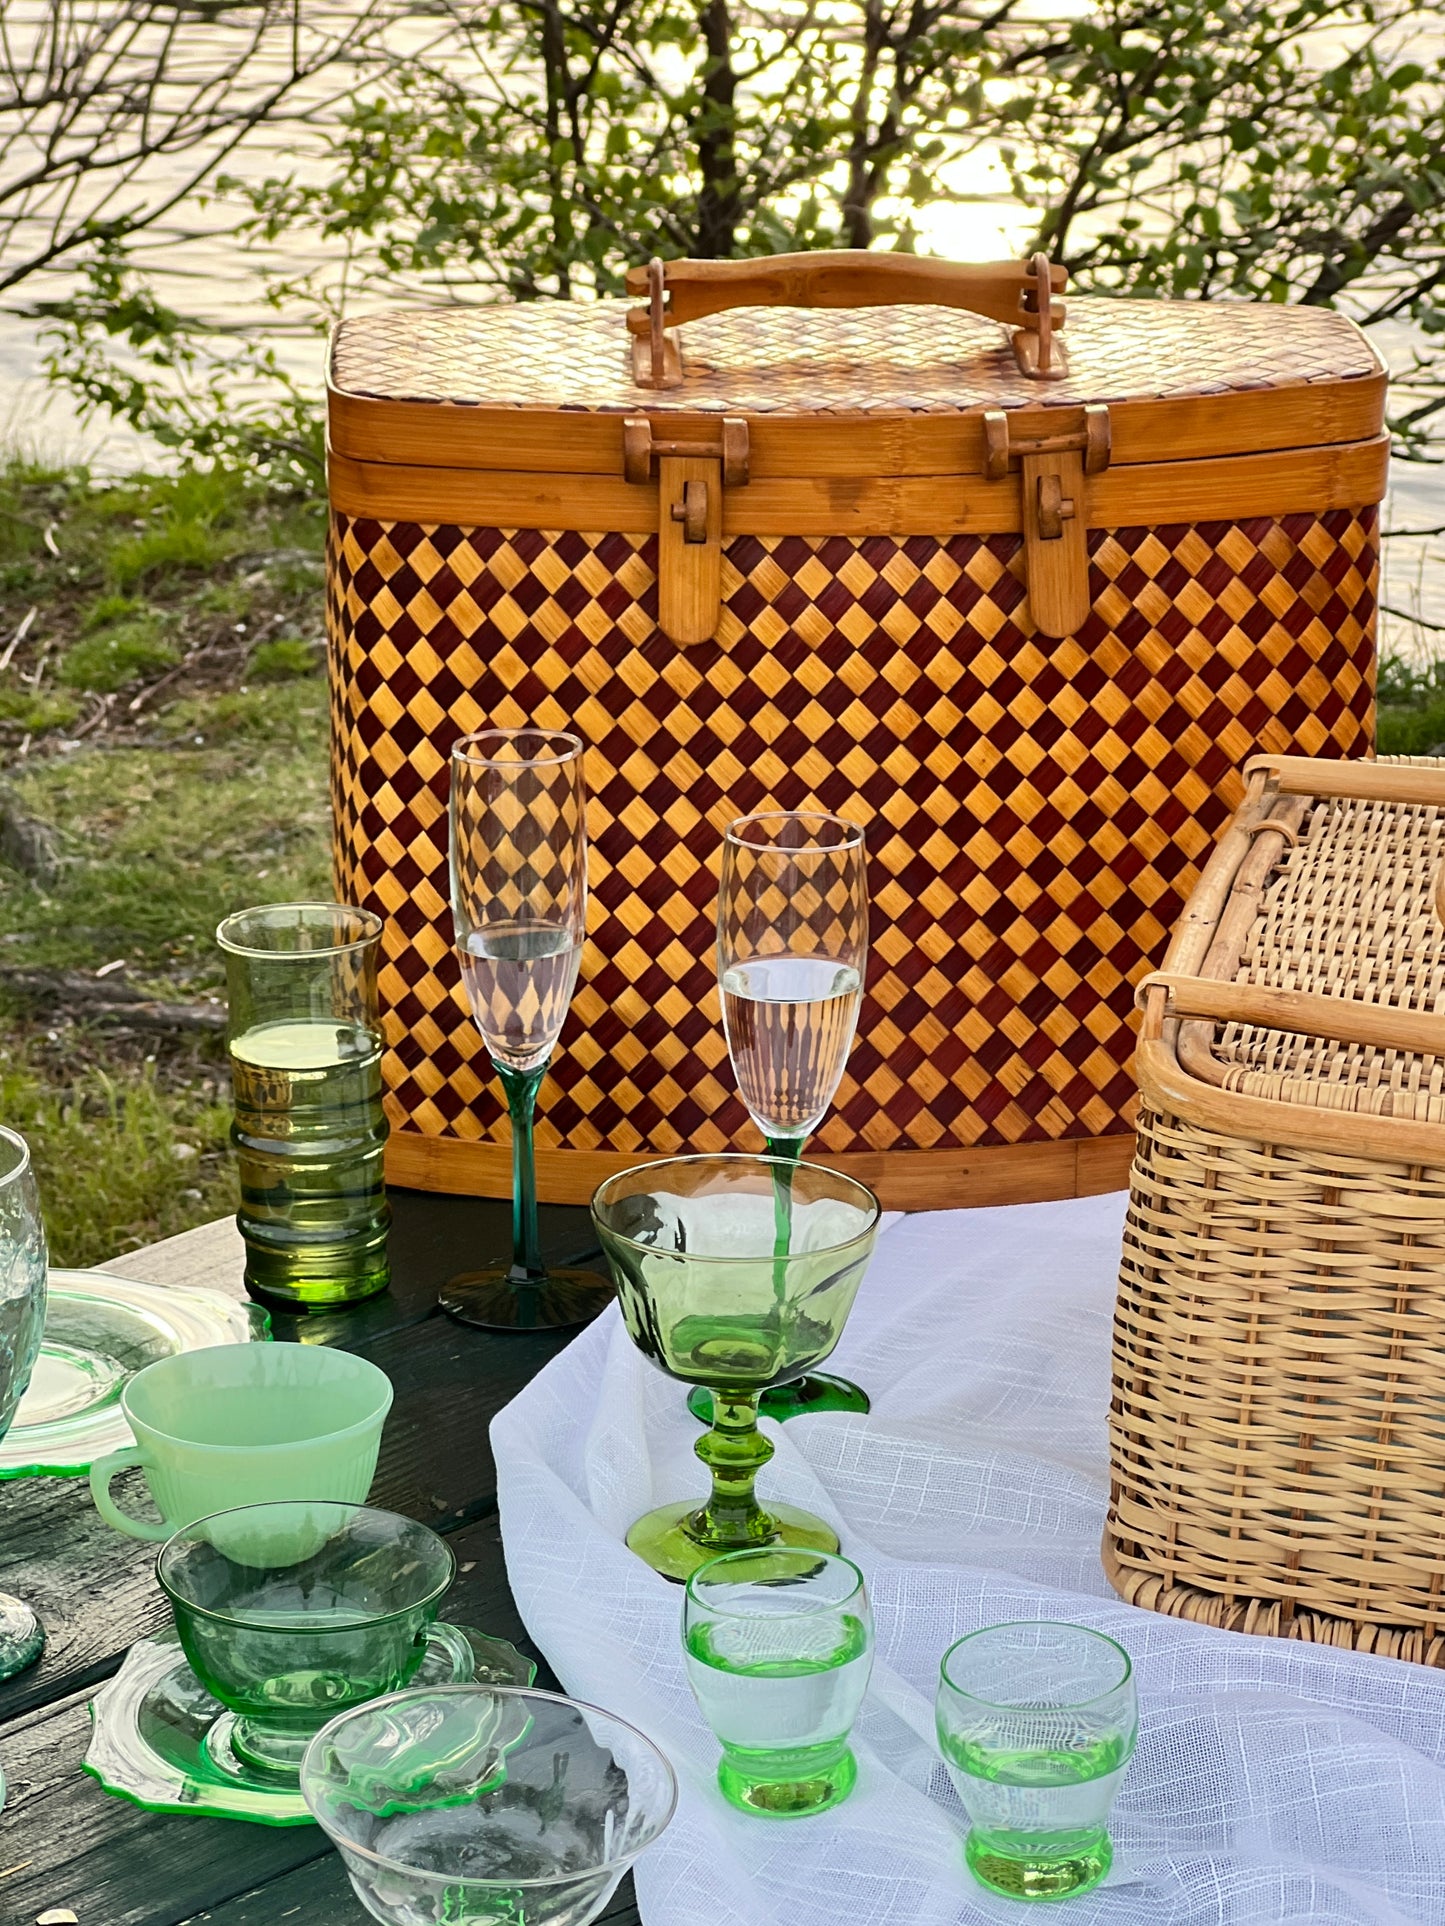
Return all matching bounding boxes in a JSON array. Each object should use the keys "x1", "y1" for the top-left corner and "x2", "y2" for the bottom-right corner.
[
  {"x1": 89, "y1": 1447, "x2": 172, "y2": 1542},
  {"x1": 424, "y1": 1621, "x2": 477, "y2": 1683}
]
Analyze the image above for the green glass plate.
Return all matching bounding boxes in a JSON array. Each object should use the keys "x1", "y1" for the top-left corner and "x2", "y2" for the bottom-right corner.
[
  {"x1": 84, "y1": 1627, "x2": 538, "y2": 1825},
  {"x1": 0, "y1": 1270, "x2": 271, "y2": 1479}
]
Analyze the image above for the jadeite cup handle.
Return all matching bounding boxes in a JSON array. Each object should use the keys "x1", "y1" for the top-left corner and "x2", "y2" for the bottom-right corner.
[
  {"x1": 88, "y1": 1447, "x2": 173, "y2": 1542},
  {"x1": 425, "y1": 1621, "x2": 477, "y2": 1682}
]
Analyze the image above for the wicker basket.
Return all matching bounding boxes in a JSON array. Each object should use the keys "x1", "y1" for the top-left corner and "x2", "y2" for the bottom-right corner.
[{"x1": 1105, "y1": 753, "x2": 1445, "y2": 1663}]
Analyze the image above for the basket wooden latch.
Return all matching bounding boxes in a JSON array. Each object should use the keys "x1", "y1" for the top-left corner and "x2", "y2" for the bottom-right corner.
[
  {"x1": 622, "y1": 415, "x2": 750, "y2": 645},
  {"x1": 982, "y1": 404, "x2": 1111, "y2": 638}
]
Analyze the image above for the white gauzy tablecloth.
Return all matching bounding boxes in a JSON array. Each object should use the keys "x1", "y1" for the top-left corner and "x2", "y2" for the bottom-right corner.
[{"x1": 491, "y1": 1195, "x2": 1445, "y2": 1926}]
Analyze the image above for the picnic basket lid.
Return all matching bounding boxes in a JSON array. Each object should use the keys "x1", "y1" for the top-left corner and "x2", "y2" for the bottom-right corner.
[
  {"x1": 328, "y1": 252, "x2": 1386, "y2": 472},
  {"x1": 331, "y1": 295, "x2": 1380, "y2": 419}
]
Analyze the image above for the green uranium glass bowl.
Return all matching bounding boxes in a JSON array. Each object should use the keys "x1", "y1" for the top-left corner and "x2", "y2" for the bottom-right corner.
[{"x1": 593, "y1": 1154, "x2": 879, "y2": 1392}]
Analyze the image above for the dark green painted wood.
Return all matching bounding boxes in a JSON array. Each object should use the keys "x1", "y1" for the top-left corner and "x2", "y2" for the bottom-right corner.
[
  {"x1": 261, "y1": 1190, "x2": 600, "y2": 1346},
  {"x1": 171, "y1": 1855, "x2": 641, "y2": 1925}
]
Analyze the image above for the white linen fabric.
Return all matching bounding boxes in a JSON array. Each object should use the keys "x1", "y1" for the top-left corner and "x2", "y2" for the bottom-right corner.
[{"x1": 491, "y1": 1195, "x2": 1445, "y2": 1926}]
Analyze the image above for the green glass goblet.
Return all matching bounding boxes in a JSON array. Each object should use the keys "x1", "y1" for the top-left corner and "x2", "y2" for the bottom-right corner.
[
  {"x1": 157, "y1": 1501, "x2": 476, "y2": 1782},
  {"x1": 592, "y1": 1153, "x2": 880, "y2": 1583},
  {"x1": 684, "y1": 1547, "x2": 874, "y2": 1818}
]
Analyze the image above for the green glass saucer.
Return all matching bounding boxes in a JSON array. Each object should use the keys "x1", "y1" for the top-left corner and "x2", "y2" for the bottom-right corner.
[
  {"x1": 84, "y1": 1627, "x2": 537, "y2": 1825},
  {"x1": 0, "y1": 1270, "x2": 270, "y2": 1479}
]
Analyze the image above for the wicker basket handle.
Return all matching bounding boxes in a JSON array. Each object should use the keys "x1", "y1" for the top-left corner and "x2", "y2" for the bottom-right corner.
[
  {"x1": 1138, "y1": 970, "x2": 1445, "y2": 1056},
  {"x1": 624, "y1": 252, "x2": 1067, "y2": 387}
]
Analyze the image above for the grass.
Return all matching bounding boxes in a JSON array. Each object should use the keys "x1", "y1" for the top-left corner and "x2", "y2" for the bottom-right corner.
[
  {"x1": 0, "y1": 1031, "x2": 236, "y2": 1270},
  {"x1": 60, "y1": 612, "x2": 180, "y2": 693},
  {"x1": 1376, "y1": 656, "x2": 1445, "y2": 758},
  {"x1": 0, "y1": 455, "x2": 330, "y2": 1262}
]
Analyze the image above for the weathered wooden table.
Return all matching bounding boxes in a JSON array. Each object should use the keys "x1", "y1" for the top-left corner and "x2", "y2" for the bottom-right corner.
[{"x1": 0, "y1": 1190, "x2": 641, "y2": 1926}]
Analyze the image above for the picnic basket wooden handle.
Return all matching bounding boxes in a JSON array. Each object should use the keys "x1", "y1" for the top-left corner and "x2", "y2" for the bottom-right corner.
[
  {"x1": 625, "y1": 251, "x2": 1068, "y2": 385},
  {"x1": 624, "y1": 251, "x2": 1065, "y2": 332}
]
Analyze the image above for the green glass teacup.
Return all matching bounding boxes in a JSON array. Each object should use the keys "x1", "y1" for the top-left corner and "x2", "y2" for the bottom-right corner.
[
  {"x1": 157, "y1": 1501, "x2": 474, "y2": 1780},
  {"x1": 89, "y1": 1343, "x2": 392, "y2": 1543}
]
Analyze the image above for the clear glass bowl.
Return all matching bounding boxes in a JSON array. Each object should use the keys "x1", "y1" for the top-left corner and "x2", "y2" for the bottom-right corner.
[{"x1": 301, "y1": 1684, "x2": 677, "y2": 1925}]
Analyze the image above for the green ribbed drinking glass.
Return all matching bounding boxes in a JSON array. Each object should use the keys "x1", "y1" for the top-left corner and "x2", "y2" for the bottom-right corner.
[
  {"x1": 937, "y1": 1622, "x2": 1138, "y2": 1902},
  {"x1": 684, "y1": 1548, "x2": 873, "y2": 1817}
]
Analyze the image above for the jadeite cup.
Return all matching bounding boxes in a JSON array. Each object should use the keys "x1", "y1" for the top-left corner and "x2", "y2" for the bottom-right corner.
[
  {"x1": 88, "y1": 1343, "x2": 392, "y2": 1544},
  {"x1": 158, "y1": 1502, "x2": 475, "y2": 1778}
]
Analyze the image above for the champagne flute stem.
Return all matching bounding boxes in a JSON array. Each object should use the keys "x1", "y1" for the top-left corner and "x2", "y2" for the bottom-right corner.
[
  {"x1": 764, "y1": 1133, "x2": 803, "y2": 1293},
  {"x1": 688, "y1": 1392, "x2": 777, "y2": 1549},
  {"x1": 498, "y1": 1063, "x2": 546, "y2": 1283}
]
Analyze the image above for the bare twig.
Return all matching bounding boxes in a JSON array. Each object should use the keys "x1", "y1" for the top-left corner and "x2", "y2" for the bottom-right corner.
[
  {"x1": 0, "y1": 605, "x2": 37, "y2": 671},
  {"x1": 1382, "y1": 604, "x2": 1445, "y2": 635}
]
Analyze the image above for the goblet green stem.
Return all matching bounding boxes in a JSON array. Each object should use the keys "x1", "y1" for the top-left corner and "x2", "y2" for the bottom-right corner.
[
  {"x1": 627, "y1": 1378, "x2": 839, "y2": 1579},
  {"x1": 439, "y1": 1061, "x2": 615, "y2": 1334},
  {"x1": 687, "y1": 1136, "x2": 871, "y2": 1426},
  {"x1": 687, "y1": 1392, "x2": 778, "y2": 1552}
]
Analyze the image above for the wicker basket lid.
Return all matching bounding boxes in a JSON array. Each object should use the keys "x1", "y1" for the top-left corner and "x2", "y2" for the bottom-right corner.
[
  {"x1": 1141, "y1": 760, "x2": 1445, "y2": 1157},
  {"x1": 330, "y1": 295, "x2": 1381, "y2": 418}
]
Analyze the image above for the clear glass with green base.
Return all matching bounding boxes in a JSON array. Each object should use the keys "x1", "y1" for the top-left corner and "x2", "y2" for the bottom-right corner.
[
  {"x1": 710, "y1": 811, "x2": 873, "y2": 1426},
  {"x1": 0, "y1": 1125, "x2": 48, "y2": 1679},
  {"x1": 440, "y1": 728, "x2": 614, "y2": 1334},
  {"x1": 218, "y1": 903, "x2": 391, "y2": 1312},
  {"x1": 936, "y1": 1621, "x2": 1137, "y2": 1903},
  {"x1": 683, "y1": 1547, "x2": 873, "y2": 1817},
  {"x1": 592, "y1": 1154, "x2": 880, "y2": 1582}
]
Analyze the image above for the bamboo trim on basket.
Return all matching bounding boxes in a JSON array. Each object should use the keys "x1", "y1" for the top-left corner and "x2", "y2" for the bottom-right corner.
[
  {"x1": 1245, "y1": 754, "x2": 1445, "y2": 805},
  {"x1": 326, "y1": 438, "x2": 1388, "y2": 536},
  {"x1": 326, "y1": 374, "x2": 1389, "y2": 479},
  {"x1": 384, "y1": 1128, "x2": 1137, "y2": 1210},
  {"x1": 1135, "y1": 1030, "x2": 1445, "y2": 1166},
  {"x1": 1141, "y1": 973, "x2": 1445, "y2": 1059}
]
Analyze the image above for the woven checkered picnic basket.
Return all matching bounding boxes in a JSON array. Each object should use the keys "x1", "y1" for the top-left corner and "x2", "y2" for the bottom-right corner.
[
  {"x1": 1107, "y1": 756, "x2": 1445, "y2": 1662},
  {"x1": 325, "y1": 254, "x2": 1387, "y2": 1207}
]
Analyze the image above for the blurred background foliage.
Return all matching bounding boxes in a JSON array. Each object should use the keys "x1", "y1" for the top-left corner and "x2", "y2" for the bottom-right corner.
[{"x1": 2, "y1": 0, "x2": 1440, "y2": 473}]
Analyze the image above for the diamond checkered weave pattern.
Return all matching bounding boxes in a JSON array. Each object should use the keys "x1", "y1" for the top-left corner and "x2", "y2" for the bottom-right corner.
[{"x1": 328, "y1": 509, "x2": 1377, "y2": 1168}]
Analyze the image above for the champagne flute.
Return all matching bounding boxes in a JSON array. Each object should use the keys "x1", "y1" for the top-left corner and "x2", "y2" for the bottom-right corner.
[
  {"x1": 440, "y1": 728, "x2": 614, "y2": 1332},
  {"x1": 701, "y1": 809, "x2": 871, "y2": 1421}
]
